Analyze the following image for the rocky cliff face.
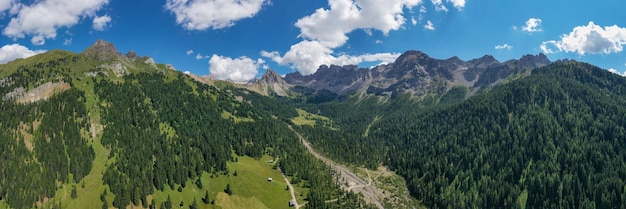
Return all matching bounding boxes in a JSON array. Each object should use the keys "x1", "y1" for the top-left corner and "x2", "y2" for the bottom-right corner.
[
  {"x1": 247, "y1": 69, "x2": 291, "y2": 96},
  {"x1": 81, "y1": 39, "x2": 122, "y2": 61},
  {"x1": 282, "y1": 51, "x2": 551, "y2": 98}
]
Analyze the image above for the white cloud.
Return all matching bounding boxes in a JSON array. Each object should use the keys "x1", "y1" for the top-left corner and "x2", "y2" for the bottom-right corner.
[
  {"x1": 375, "y1": 39, "x2": 383, "y2": 44},
  {"x1": 431, "y1": 0, "x2": 447, "y2": 12},
  {"x1": 295, "y1": 0, "x2": 422, "y2": 48},
  {"x1": 165, "y1": 0, "x2": 268, "y2": 30},
  {"x1": 522, "y1": 18, "x2": 542, "y2": 33},
  {"x1": 495, "y1": 43, "x2": 512, "y2": 50},
  {"x1": 63, "y1": 38, "x2": 72, "y2": 45},
  {"x1": 541, "y1": 22, "x2": 626, "y2": 55},
  {"x1": 92, "y1": 15, "x2": 111, "y2": 31},
  {"x1": 540, "y1": 40, "x2": 558, "y2": 54},
  {"x1": 186, "y1": 50, "x2": 194, "y2": 55},
  {"x1": 261, "y1": 40, "x2": 400, "y2": 75},
  {"x1": 209, "y1": 54, "x2": 264, "y2": 82},
  {"x1": 608, "y1": 68, "x2": 626, "y2": 76},
  {"x1": 2, "y1": 0, "x2": 110, "y2": 45},
  {"x1": 0, "y1": 43, "x2": 46, "y2": 64},
  {"x1": 262, "y1": 0, "x2": 420, "y2": 75},
  {"x1": 447, "y1": 0, "x2": 465, "y2": 10},
  {"x1": 0, "y1": 0, "x2": 13, "y2": 12},
  {"x1": 424, "y1": 20, "x2": 435, "y2": 30},
  {"x1": 411, "y1": 17, "x2": 418, "y2": 25},
  {"x1": 196, "y1": 53, "x2": 210, "y2": 60}
]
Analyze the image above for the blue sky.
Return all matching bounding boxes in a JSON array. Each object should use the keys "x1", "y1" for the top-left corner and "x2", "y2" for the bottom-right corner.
[{"x1": 1, "y1": 0, "x2": 625, "y2": 82}]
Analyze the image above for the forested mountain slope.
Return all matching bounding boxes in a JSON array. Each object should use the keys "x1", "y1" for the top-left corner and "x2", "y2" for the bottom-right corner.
[
  {"x1": 0, "y1": 41, "x2": 371, "y2": 209},
  {"x1": 370, "y1": 62, "x2": 626, "y2": 208}
]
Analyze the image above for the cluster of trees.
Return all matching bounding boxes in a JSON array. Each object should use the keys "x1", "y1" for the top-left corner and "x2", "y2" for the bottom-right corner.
[
  {"x1": 284, "y1": 62, "x2": 626, "y2": 208},
  {"x1": 0, "y1": 66, "x2": 93, "y2": 208},
  {"x1": 95, "y1": 72, "x2": 371, "y2": 208},
  {"x1": 1, "y1": 52, "x2": 374, "y2": 208},
  {"x1": 370, "y1": 63, "x2": 626, "y2": 208}
]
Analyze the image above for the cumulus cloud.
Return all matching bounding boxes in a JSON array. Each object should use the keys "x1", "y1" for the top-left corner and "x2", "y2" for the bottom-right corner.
[
  {"x1": 431, "y1": 0, "x2": 447, "y2": 12},
  {"x1": 295, "y1": 0, "x2": 422, "y2": 48},
  {"x1": 447, "y1": 0, "x2": 465, "y2": 10},
  {"x1": 0, "y1": 0, "x2": 13, "y2": 12},
  {"x1": 522, "y1": 18, "x2": 542, "y2": 33},
  {"x1": 92, "y1": 15, "x2": 111, "y2": 31},
  {"x1": 186, "y1": 50, "x2": 194, "y2": 55},
  {"x1": 165, "y1": 0, "x2": 268, "y2": 30},
  {"x1": 424, "y1": 20, "x2": 435, "y2": 30},
  {"x1": 263, "y1": 0, "x2": 419, "y2": 75},
  {"x1": 0, "y1": 43, "x2": 46, "y2": 64},
  {"x1": 2, "y1": 0, "x2": 110, "y2": 45},
  {"x1": 495, "y1": 43, "x2": 512, "y2": 50},
  {"x1": 541, "y1": 22, "x2": 626, "y2": 55},
  {"x1": 262, "y1": 41, "x2": 400, "y2": 75},
  {"x1": 209, "y1": 54, "x2": 264, "y2": 82},
  {"x1": 63, "y1": 38, "x2": 72, "y2": 45},
  {"x1": 608, "y1": 68, "x2": 626, "y2": 76}
]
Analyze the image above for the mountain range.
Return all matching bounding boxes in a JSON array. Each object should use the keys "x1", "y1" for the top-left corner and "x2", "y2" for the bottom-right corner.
[
  {"x1": 250, "y1": 50, "x2": 551, "y2": 99},
  {"x1": 1, "y1": 40, "x2": 625, "y2": 209}
]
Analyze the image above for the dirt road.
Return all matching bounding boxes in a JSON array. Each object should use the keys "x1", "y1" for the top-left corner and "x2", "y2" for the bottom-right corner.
[
  {"x1": 278, "y1": 164, "x2": 304, "y2": 209},
  {"x1": 288, "y1": 125, "x2": 385, "y2": 209}
]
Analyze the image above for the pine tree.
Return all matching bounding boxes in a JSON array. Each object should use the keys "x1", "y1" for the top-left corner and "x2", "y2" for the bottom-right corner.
[
  {"x1": 190, "y1": 197, "x2": 198, "y2": 209},
  {"x1": 71, "y1": 185, "x2": 77, "y2": 199},
  {"x1": 225, "y1": 183, "x2": 232, "y2": 195},
  {"x1": 165, "y1": 195, "x2": 172, "y2": 209},
  {"x1": 202, "y1": 190, "x2": 210, "y2": 204}
]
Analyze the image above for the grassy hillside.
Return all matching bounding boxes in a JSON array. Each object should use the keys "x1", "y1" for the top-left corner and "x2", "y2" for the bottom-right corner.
[{"x1": 0, "y1": 44, "x2": 373, "y2": 209}]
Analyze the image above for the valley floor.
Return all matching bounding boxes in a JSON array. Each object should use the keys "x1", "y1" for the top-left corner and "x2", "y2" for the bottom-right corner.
[{"x1": 288, "y1": 125, "x2": 423, "y2": 209}]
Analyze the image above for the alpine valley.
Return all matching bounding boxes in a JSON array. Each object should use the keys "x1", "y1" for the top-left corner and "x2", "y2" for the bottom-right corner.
[{"x1": 1, "y1": 40, "x2": 625, "y2": 209}]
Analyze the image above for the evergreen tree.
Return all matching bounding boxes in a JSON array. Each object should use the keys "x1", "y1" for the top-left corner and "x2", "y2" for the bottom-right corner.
[
  {"x1": 165, "y1": 195, "x2": 172, "y2": 209},
  {"x1": 190, "y1": 197, "x2": 198, "y2": 209},
  {"x1": 225, "y1": 183, "x2": 232, "y2": 195},
  {"x1": 203, "y1": 190, "x2": 210, "y2": 204},
  {"x1": 71, "y1": 185, "x2": 77, "y2": 199}
]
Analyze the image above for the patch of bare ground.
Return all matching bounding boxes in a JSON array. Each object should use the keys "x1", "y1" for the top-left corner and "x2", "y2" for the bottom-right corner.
[
  {"x1": 288, "y1": 125, "x2": 385, "y2": 209},
  {"x1": 288, "y1": 125, "x2": 425, "y2": 209},
  {"x1": 15, "y1": 120, "x2": 41, "y2": 152},
  {"x1": 353, "y1": 166, "x2": 425, "y2": 209},
  {"x1": 16, "y1": 82, "x2": 71, "y2": 104}
]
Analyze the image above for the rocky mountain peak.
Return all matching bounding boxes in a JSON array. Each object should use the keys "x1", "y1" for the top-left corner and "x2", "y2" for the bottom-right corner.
[
  {"x1": 395, "y1": 50, "x2": 429, "y2": 63},
  {"x1": 446, "y1": 56, "x2": 464, "y2": 64},
  {"x1": 519, "y1": 53, "x2": 551, "y2": 67},
  {"x1": 82, "y1": 39, "x2": 122, "y2": 61},
  {"x1": 260, "y1": 69, "x2": 285, "y2": 84},
  {"x1": 468, "y1": 55, "x2": 501, "y2": 69}
]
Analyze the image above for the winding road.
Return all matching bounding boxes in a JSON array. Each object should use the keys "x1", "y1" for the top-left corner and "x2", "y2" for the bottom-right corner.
[
  {"x1": 288, "y1": 125, "x2": 385, "y2": 209},
  {"x1": 278, "y1": 165, "x2": 305, "y2": 209}
]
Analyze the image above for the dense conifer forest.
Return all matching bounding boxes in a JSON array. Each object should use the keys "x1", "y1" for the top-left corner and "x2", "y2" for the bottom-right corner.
[{"x1": 301, "y1": 62, "x2": 626, "y2": 208}]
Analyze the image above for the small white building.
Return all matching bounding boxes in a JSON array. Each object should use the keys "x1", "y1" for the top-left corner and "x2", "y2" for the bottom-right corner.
[
  {"x1": 268, "y1": 177, "x2": 273, "y2": 182},
  {"x1": 289, "y1": 199, "x2": 296, "y2": 207}
]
